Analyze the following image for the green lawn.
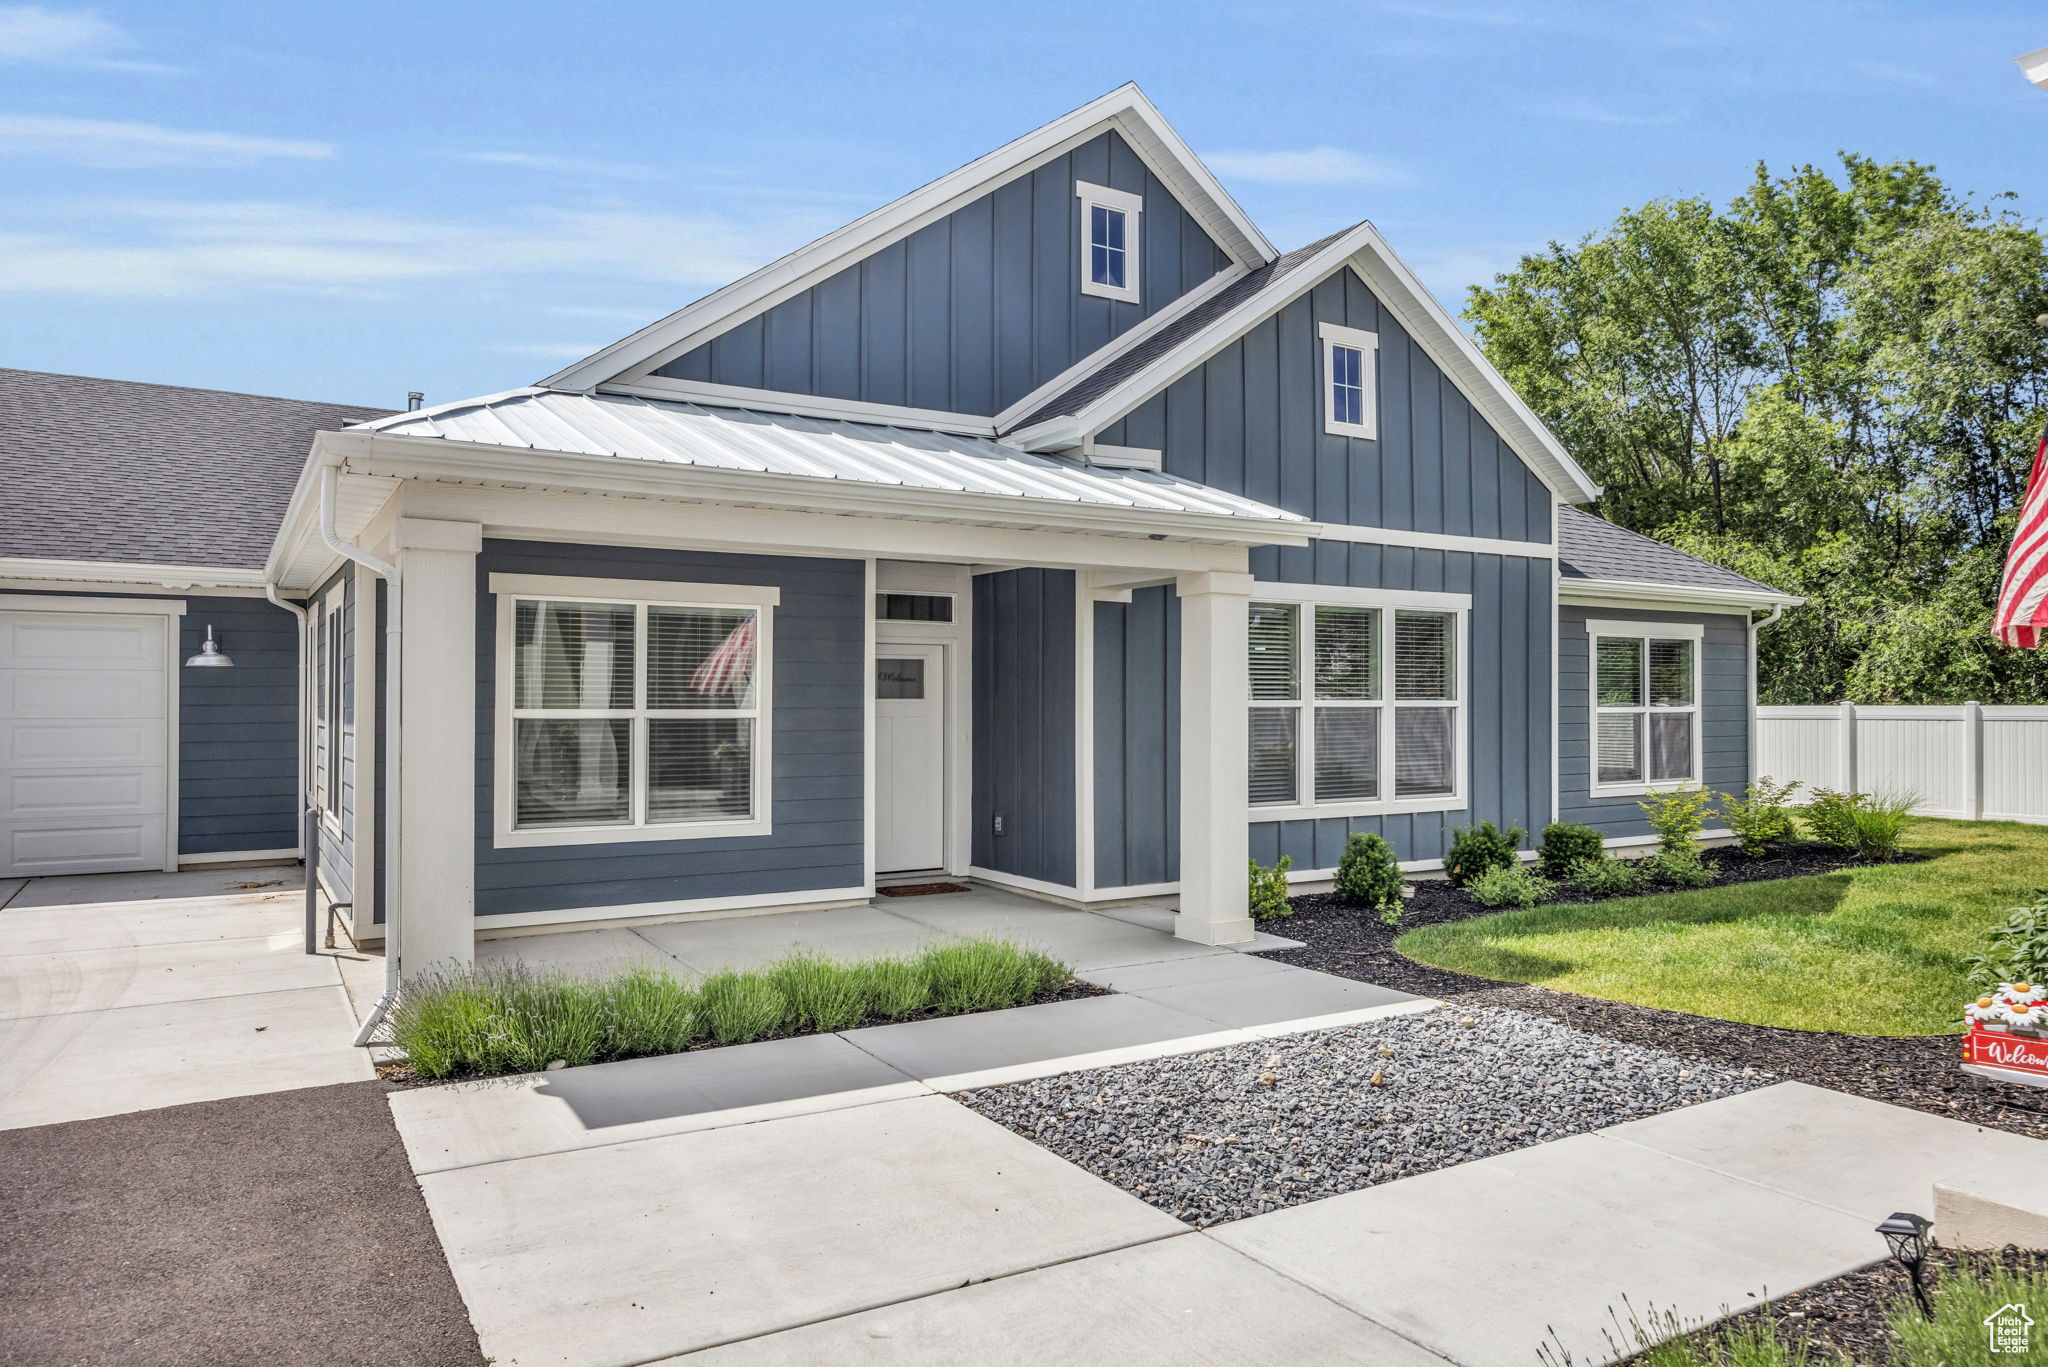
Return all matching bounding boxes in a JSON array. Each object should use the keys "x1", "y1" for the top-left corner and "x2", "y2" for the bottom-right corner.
[{"x1": 1395, "y1": 817, "x2": 2048, "y2": 1036}]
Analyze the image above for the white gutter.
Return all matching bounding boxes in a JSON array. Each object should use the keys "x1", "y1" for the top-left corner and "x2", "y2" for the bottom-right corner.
[
  {"x1": 1749, "y1": 602, "x2": 1787, "y2": 785},
  {"x1": 317, "y1": 464, "x2": 402, "y2": 1047},
  {"x1": 262, "y1": 583, "x2": 311, "y2": 850},
  {"x1": 1559, "y1": 576, "x2": 1805, "y2": 611}
]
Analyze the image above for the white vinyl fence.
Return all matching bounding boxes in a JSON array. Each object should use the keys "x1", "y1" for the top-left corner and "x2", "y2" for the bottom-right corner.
[{"x1": 1755, "y1": 704, "x2": 2048, "y2": 825}]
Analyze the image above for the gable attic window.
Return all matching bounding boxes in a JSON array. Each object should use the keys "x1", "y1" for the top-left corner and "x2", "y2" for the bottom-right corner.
[
  {"x1": 1319, "y1": 321, "x2": 1379, "y2": 440},
  {"x1": 1077, "y1": 181, "x2": 1142, "y2": 304}
]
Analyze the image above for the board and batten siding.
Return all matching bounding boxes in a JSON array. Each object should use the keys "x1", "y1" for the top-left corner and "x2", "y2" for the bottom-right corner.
[
  {"x1": 1557, "y1": 605, "x2": 1750, "y2": 839},
  {"x1": 1097, "y1": 268, "x2": 1553, "y2": 542},
  {"x1": 655, "y1": 131, "x2": 1233, "y2": 417},
  {"x1": 1092, "y1": 585, "x2": 1179, "y2": 888},
  {"x1": 972, "y1": 568, "x2": 1077, "y2": 887},
  {"x1": 472, "y1": 540, "x2": 865, "y2": 918},
  {"x1": 12, "y1": 587, "x2": 302, "y2": 859}
]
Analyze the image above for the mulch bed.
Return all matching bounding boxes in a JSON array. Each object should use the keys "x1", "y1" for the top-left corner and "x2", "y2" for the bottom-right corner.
[
  {"x1": 1260, "y1": 847, "x2": 2048, "y2": 1141},
  {"x1": 1623, "y1": 1246, "x2": 2048, "y2": 1365}
]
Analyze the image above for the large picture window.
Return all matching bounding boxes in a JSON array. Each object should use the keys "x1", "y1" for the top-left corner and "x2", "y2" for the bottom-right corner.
[
  {"x1": 1248, "y1": 588, "x2": 1465, "y2": 818},
  {"x1": 1589, "y1": 620, "x2": 1700, "y2": 793},
  {"x1": 492, "y1": 575, "x2": 777, "y2": 847}
]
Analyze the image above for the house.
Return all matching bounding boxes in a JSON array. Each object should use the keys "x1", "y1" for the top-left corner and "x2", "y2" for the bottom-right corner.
[{"x1": 0, "y1": 86, "x2": 1797, "y2": 1002}]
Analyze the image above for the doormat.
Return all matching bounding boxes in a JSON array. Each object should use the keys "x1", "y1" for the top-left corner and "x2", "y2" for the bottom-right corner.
[{"x1": 878, "y1": 882, "x2": 972, "y2": 897}]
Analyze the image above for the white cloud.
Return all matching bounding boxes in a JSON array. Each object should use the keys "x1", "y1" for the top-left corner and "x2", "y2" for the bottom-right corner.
[
  {"x1": 0, "y1": 6, "x2": 164, "y2": 70},
  {"x1": 0, "y1": 115, "x2": 334, "y2": 166},
  {"x1": 459, "y1": 150, "x2": 666, "y2": 182},
  {"x1": 1204, "y1": 146, "x2": 1410, "y2": 186}
]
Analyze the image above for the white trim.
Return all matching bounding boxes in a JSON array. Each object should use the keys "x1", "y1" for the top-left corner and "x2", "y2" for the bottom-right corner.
[
  {"x1": 0, "y1": 557, "x2": 268, "y2": 590},
  {"x1": 490, "y1": 586, "x2": 777, "y2": 848},
  {"x1": 1252, "y1": 795, "x2": 1466, "y2": 824},
  {"x1": 487, "y1": 573, "x2": 781, "y2": 609},
  {"x1": 540, "y1": 84, "x2": 1273, "y2": 393},
  {"x1": 179, "y1": 847, "x2": 300, "y2": 867},
  {"x1": 1081, "y1": 443, "x2": 1162, "y2": 471},
  {"x1": 1311, "y1": 522, "x2": 1556, "y2": 559},
  {"x1": 0, "y1": 593, "x2": 187, "y2": 617},
  {"x1": 1549, "y1": 498, "x2": 1561, "y2": 828},
  {"x1": 349, "y1": 560, "x2": 380, "y2": 934},
  {"x1": 1560, "y1": 577, "x2": 1802, "y2": 611},
  {"x1": 1587, "y1": 623, "x2": 1704, "y2": 797},
  {"x1": 0, "y1": 577, "x2": 282, "y2": 599},
  {"x1": 1318, "y1": 321, "x2": 1379, "y2": 440},
  {"x1": 598, "y1": 377, "x2": 998, "y2": 436},
  {"x1": 1077, "y1": 180, "x2": 1142, "y2": 304},
  {"x1": 1074, "y1": 572, "x2": 1096, "y2": 897},
  {"x1": 968, "y1": 865, "x2": 1083, "y2": 899},
  {"x1": 1255, "y1": 582, "x2": 1471, "y2": 612},
  {"x1": 1087, "y1": 880, "x2": 1180, "y2": 900},
  {"x1": 474, "y1": 885, "x2": 872, "y2": 934},
  {"x1": 1585, "y1": 618, "x2": 1705, "y2": 640},
  {"x1": 863, "y1": 557, "x2": 878, "y2": 888}
]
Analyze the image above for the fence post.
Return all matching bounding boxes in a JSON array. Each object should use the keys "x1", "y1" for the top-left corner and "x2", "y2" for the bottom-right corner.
[
  {"x1": 1839, "y1": 701, "x2": 1857, "y2": 792},
  {"x1": 1963, "y1": 701, "x2": 1983, "y2": 821}
]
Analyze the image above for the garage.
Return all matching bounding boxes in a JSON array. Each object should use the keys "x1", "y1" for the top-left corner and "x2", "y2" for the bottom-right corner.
[{"x1": 0, "y1": 603, "x2": 176, "y2": 878}]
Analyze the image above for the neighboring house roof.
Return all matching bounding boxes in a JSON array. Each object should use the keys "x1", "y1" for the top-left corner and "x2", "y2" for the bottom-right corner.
[
  {"x1": 541, "y1": 83, "x2": 1274, "y2": 395},
  {"x1": 352, "y1": 387, "x2": 1311, "y2": 528},
  {"x1": 0, "y1": 368, "x2": 387, "y2": 573},
  {"x1": 1556, "y1": 506, "x2": 1790, "y2": 598}
]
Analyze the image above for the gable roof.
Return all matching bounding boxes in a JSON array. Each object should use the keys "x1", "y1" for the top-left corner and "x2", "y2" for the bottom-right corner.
[
  {"x1": 0, "y1": 368, "x2": 387, "y2": 573},
  {"x1": 1000, "y1": 220, "x2": 1602, "y2": 505},
  {"x1": 1556, "y1": 506, "x2": 1790, "y2": 599},
  {"x1": 538, "y1": 84, "x2": 1274, "y2": 395}
]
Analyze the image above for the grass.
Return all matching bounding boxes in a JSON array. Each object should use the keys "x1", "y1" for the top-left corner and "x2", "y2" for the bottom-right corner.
[
  {"x1": 1396, "y1": 817, "x2": 2048, "y2": 1036},
  {"x1": 387, "y1": 935, "x2": 1075, "y2": 1079}
]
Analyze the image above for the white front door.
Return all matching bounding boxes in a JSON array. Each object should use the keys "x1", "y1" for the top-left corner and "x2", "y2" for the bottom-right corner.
[
  {"x1": 875, "y1": 643, "x2": 946, "y2": 873},
  {"x1": 0, "y1": 609, "x2": 171, "y2": 877}
]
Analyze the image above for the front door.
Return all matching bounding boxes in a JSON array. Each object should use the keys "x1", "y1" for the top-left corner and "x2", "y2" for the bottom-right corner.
[{"x1": 875, "y1": 643, "x2": 945, "y2": 873}]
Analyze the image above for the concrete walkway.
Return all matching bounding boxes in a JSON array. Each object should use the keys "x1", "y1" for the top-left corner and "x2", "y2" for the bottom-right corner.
[{"x1": 0, "y1": 866, "x2": 371, "y2": 1129}]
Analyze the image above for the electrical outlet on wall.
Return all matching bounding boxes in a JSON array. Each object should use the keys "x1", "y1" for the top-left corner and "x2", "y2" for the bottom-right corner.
[{"x1": 992, "y1": 813, "x2": 1005, "y2": 836}]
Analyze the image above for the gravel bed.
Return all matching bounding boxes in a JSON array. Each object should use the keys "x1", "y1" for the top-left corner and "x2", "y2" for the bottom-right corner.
[{"x1": 956, "y1": 1004, "x2": 1767, "y2": 1227}]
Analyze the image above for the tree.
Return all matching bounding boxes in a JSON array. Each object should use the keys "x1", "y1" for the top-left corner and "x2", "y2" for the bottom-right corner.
[{"x1": 1467, "y1": 154, "x2": 2048, "y2": 703}]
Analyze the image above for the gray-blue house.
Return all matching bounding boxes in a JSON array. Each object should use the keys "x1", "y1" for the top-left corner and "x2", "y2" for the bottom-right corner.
[{"x1": 0, "y1": 85, "x2": 1796, "y2": 993}]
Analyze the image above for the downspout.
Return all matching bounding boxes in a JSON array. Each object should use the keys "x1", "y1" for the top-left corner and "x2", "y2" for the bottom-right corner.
[
  {"x1": 316, "y1": 463, "x2": 403, "y2": 1047},
  {"x1": 263, "y1": 583, "x2": 317, "y2": 954},
  {"x1": 1749, "y1": 604, "x2": 1785, "y2": 783}
]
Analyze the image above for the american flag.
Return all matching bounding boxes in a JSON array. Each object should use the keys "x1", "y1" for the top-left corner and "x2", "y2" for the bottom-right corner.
[
  {"x1": 690, "y1": 618, "x2": 757, "y2": 695},
  {"x1": 1995, "y1": 420, "x2": 2048, "y2": 649}
]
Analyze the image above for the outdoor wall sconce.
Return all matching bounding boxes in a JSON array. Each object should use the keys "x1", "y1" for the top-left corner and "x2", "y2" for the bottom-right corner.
[
  {"x1": 184, "y1": 625, "x2": 234, "y2": 668},
  {"x1": 1876, "y1": 1210, "x2": 1934, "y2": 1317}
]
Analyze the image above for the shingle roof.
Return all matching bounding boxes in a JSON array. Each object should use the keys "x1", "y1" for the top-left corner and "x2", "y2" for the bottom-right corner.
[
  {"x1": 1556, "y1": 505, "x2": 1783, "y2": 595},
  {"x1": 0, "y1": 369, "x2": 388, "y2": 570},
  {"x1": 1009, "y1": 225, "x2": 1357, "y2": 430}
]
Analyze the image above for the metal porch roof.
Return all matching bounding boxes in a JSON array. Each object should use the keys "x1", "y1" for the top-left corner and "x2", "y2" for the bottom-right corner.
[{"x1": 354, "y1": 388, "x2": 1308, "y2": 527}]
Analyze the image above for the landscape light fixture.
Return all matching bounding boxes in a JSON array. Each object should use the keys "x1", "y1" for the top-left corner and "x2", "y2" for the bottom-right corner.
[
  {"x1": 184, "y1": 625, "x2": 234, "y2": 668},
  {"x1": 1876, "y1": 1211, "x2": 1934, "y2": 1318}
]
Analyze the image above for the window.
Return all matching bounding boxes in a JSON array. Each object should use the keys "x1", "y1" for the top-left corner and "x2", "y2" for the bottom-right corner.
[
  {"x1": 1076, "y1": 181, "x2": 1142, "y2": 303},
  {"x1": 312, "y1": 582, "x2": 345, "y2": 821},
  {"x1": 1589, "y1": 619, "x2": 1701, "y2": 793},
  {"x1": 1319, "y1": 321, "x2": 1379, "y2": 440},
  {"x1": 491, "y1": 575, "x2": 778, "y2": 847},
  {"x1": 876, "y1": 593, "x2": 954, "y2": 623},
  {"x1": 1248, "y1": 588, "x2": 1466, "y2": 817}
]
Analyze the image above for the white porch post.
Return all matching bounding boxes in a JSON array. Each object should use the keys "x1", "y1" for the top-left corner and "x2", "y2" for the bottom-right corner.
[
  {"x1": 393, "y1": 517, "x2": 481, "y2": 973},
  {"x1": 1175, "y1": 570, "x2": 1254, "y2": 945}
]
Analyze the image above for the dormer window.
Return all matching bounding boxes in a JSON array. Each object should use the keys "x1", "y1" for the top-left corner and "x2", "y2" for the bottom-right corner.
[
  {"x1": 1077, "y1": 181, "x2": 1142, "y2": 303},
  {"x1": 1319, "y1": 321, "x2": 1379, "y2": 440}
]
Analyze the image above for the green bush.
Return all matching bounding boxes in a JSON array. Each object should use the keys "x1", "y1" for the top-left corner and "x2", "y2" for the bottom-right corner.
[
  {"x1": 1443, "y1": 821, "x2": 1525, "y2": 887},
  {"x1": 1249, "y1": 855, "x2": 1294, "y2": 920},
  {"x1": 1965, "y1": 890, "x2": 2048, "y2": 991},
  {"x1": 1638, "y1": 787, "x2": 1714, "y2": 858},
  {"x1": 1846, "y1": 789, "x2": 1919, "y2": 861},
  {"x1": 697, "y1": 970, "x2": 787, "y2": 1044},
  {"x1": 922, "y1": 938, "x2": 1064, "y2": 1013},
  {"x1": 596, "y1": 964, "x2": 699, "y2": 1057},
  {"x1": 1567, "y1": 854, "x2": 1645, "y2": 896},
  {"x1": 1802, "y1": 787, "x2": 1863, "y2": 848},
  {"x1": 1718, "y1": 777, "x2": 1801, "y2": 856},
  {"x1": 1647, "y1": 848, "x2": 1720, "y2": 887},
  {"x1": 1333, "y1": 832, "x2": 1403, "y2": 910},
  {"x1": 1537, "y1": 822, "x2": 1605, "y2": 879},
  {"x1": 770, "y1": 953, "x2": 873, "y2": 1033},
  {"x1": 1465, "y1": 862, "x2": 1552, "y2": 909},
  {"x1": 865, "y1": 956, "x2": 929, "y2": 1020}
]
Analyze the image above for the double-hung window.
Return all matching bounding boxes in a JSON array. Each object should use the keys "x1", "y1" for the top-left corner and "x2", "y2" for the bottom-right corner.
[
  {"x1": 1076, "y1": 181, "x2": 1142, "y2": 303},
  {"x1": 1248, "y1": 588, "x2": 1466, "y2": 818},
  {"x1": 1589, "y1": 620, "x2": 1701, "y2": 793},
  {"x1": 491, "y1": 574, "x2": 778, "y2": 847},
  {"x1": 1319, "y1": 321, "x2": 1379, "y2": 439}
]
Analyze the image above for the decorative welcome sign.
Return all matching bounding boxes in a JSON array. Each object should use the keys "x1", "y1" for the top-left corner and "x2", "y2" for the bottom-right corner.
[{"x1": 1963, "y1": 983, "x2": 2048, "y2": 1087}]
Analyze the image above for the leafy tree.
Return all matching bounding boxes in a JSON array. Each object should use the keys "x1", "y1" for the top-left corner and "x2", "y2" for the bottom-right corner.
[{"x1": 1467, "y1": 154, "x2": 2048, "y2": 703}]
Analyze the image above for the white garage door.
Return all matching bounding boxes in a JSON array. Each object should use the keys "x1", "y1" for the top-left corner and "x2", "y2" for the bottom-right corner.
[{"x1": 0, "y1": 609, "x2": 171, "y2": 878}]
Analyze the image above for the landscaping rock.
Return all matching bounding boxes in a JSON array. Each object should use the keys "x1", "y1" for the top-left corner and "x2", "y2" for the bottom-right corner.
[{"x1": 957, "y1": 1005, "x2": 1766, "y2": 1227}]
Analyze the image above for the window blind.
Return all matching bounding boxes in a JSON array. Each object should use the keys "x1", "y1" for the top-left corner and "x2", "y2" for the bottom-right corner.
[
  {"x1": 1314, "y1": 606, "x2": 1378, "y2": 700},
  {"x1": 1393, "y1": 708, "x2": 1454, "y2": 796},
  {"x1": 1248, "y1": 603, "x2": 1300, "y2": 700},
  {"x1": 1315, "y1": 707, "x2": 1379, "y2": 801},
  {"x1": 1647, "y1": 640, "x2": 1694, "y2": 707},
  {"x1": 1394, "y1": 611, "x2": 1455, "y2": 701},
  {"x1": 1248, "y1": 708, "x2": 1299, "y2": 806}
]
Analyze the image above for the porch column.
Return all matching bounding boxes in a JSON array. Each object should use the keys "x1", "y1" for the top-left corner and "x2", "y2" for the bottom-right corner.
[
  {"x1": 1175, "y1": 570, "x2": 1254, "y2": 945},
  {"x1": 392, "y1": 517, "x2": 481, "y2": 973}
]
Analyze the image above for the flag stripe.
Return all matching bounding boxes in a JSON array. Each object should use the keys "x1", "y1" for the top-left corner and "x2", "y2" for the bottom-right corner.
[{"x1": 1995, "y1": 424, "x2": 2048, "y2": 649}]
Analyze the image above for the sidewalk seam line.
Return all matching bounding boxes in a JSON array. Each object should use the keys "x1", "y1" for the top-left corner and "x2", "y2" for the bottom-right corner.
[
  {"x1": 0, "y1": 980, "x2": 351, "y2": 1024},
  {"x1": 1192, "y1": 1228, "x2": 1464, "y2": 1365}
]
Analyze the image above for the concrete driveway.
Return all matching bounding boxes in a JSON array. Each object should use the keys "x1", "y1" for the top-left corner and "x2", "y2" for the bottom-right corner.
[{"x1": 0, "y1": 865, "x2": 371, "y2": 1129}]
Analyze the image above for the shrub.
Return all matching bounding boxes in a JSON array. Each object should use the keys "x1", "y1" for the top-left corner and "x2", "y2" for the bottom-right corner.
[
  {"x1": 1567, "y1": 854, "x2": 1645, "y2": 896},
  {"x1": 1719, "y1": 777, "x2": 1802, "y2": 856},
  {"x1": 770, "y1": 953, "x2": 873, "y2": 1033},
  {"x1": 697, "y1": 970, "x2": 787, "y2": 1044},
  {"x1": 921, "y1": 937, "x2": 1066, "y2": 1013},
  {"x1": 1638, "y1": 787, "x2": 1714, "y2": 857},
  {"x1": 386, "y1": 962, "x2": 611, "y2": 1079},
  {"x1": 1845, "y1": 789, "x2": 1919, "y2": 861},
  {"x1": 1647, "y1": 848, "x2": 1719, "y2": 888},
  {"x1": 1334, "y1": 832, "x2": 1403, "y2": 910},
  {"x1": 1249, "y1": 855, "x2": 1294, "y2": 920},
  {"x1": 1965, "y1": 890, "x2": 2048, "y2": 992},
  {"x1": 865, "y1": 956, "x2": 929, "y2": 1020},
  {"x1": 1465, "y1": 862, "x2": 1552, "y2": 909},
  {"x1": 1537, "y1": 822, "x2": 1605, "y2": 879},
  {"x1": 1802, "y1": 787, "x2": 1863, "y2": 848},
  {"x1": 596, "y1": 964, "x2": 700, "y2": 1057},
  {"x1": 1443, "y1": 821, "x2": 1525, "y2": 887}
]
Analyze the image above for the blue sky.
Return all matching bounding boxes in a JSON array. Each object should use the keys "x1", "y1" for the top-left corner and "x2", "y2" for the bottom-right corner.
[{"x1": 2, "y1": 2, "x2": 2042, "y2": 411}]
